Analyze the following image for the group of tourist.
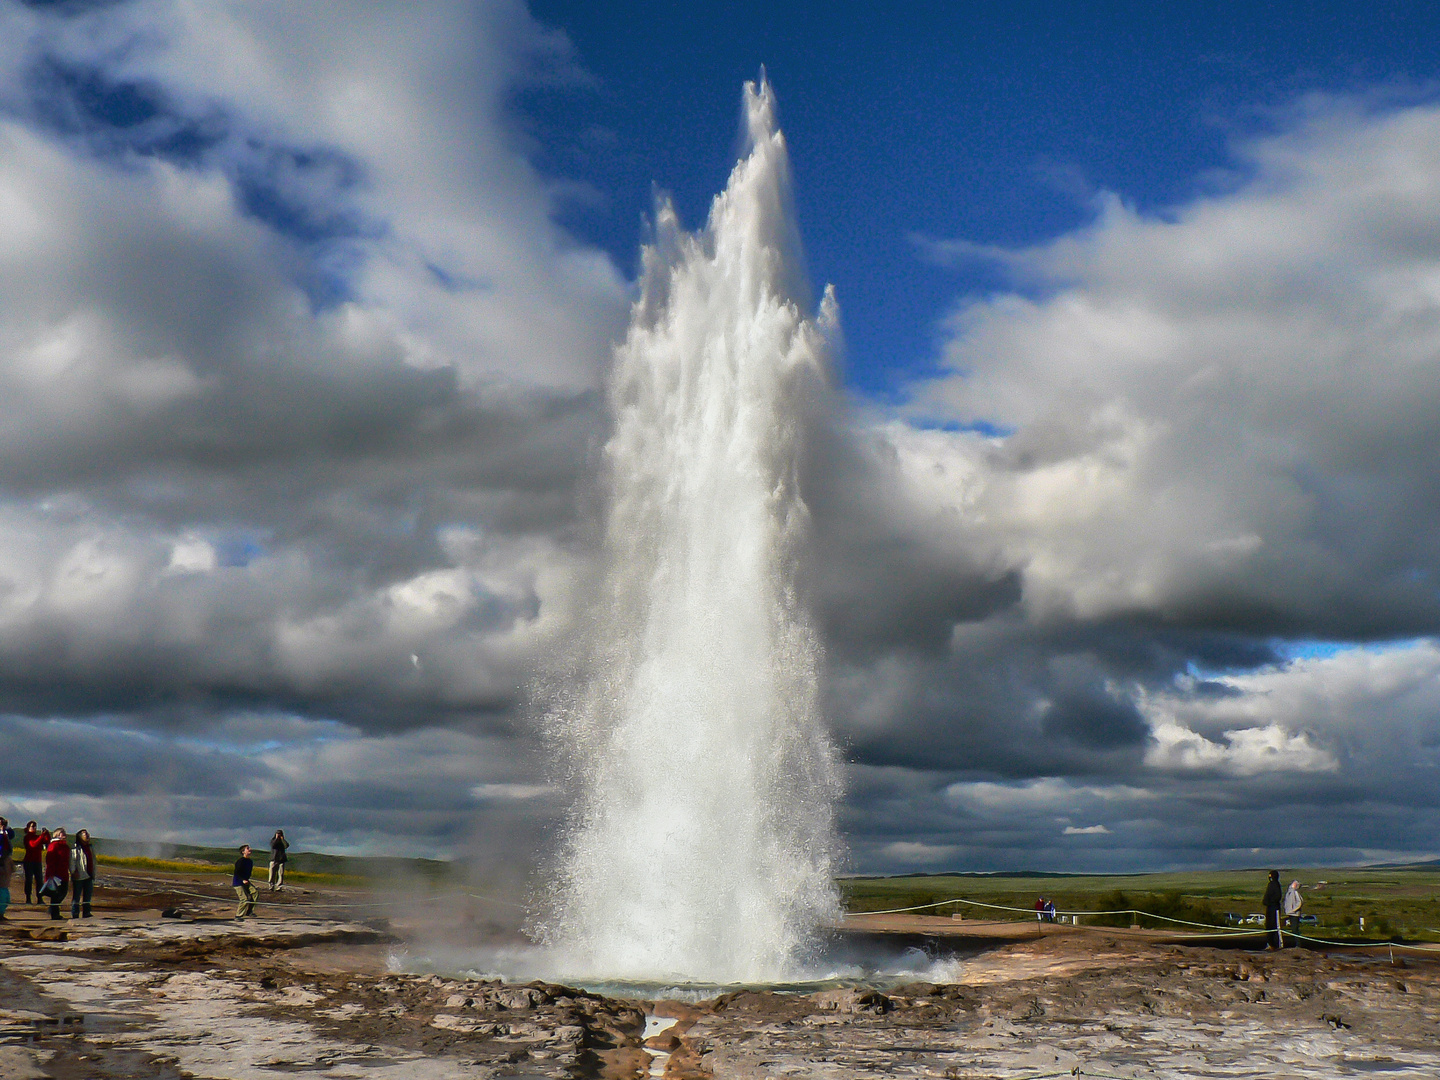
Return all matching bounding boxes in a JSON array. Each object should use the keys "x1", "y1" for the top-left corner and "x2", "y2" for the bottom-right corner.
[
  {"x1": 0, "y1": 819, "x2": 293, "y2": 922},
  {"x1": 1263, "y1": 870, "x2": 1306, "y2": 949},
  {"x1": 232, "y1": 829, "x2": 290, "y2": 919},
  {"x1": 1029, "y1": 873, "x2": 1306, "y2": 946},
  {"x1": 0, "y1": 817, "x2": 97, "y2": 921}
]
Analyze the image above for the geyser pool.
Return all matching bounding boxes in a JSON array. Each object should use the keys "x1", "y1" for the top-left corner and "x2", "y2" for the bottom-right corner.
[{"x1": 534, "y1": 76, "x2": 843, "y2": 985}]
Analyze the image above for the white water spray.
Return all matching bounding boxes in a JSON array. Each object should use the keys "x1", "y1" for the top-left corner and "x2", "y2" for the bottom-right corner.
[{"x1": 540, "y1": 78, "x2": 843, "y2": 984}]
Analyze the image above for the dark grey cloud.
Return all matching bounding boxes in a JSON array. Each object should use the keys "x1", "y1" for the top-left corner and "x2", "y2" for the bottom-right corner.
[
  {"x1": 810, "y1": 99, "x2": 1440, "y2": 871},
  {"x1": 0, "y1": 0, "x2": 622, "y2": 749},
  {"x1": 2, "y1": 0, "x2": 1439, "y2": 873},
  {"x1": 0, "y1": 713, "x2": 557, "y2": 859}
]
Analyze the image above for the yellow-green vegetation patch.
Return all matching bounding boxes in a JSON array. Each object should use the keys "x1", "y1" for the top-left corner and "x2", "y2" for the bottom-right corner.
[{"x1": 96, "y1": 855, "x2": 365, "y2": 885}]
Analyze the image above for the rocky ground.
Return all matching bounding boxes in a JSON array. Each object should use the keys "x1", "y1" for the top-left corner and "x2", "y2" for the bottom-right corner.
[{"x1": 2, "y1": 871, "x2": 1438, "y2": 1079}]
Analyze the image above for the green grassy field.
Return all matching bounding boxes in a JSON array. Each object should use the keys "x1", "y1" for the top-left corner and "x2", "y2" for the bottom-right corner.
[
  {"x1": 840, "y1": 868, "x2": 1440, "y2": 943},
  {"x1": 87, "y1": 837, "x2": 1440, "y2": 944},
  {"x1": 92, "y1": 838, "x2": 454, "y2": 887}
]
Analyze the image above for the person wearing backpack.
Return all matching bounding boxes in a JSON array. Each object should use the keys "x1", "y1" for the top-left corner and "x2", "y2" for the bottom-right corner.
[{"x1": 41, "y1": 828, "x2": 70, "y2": 920}]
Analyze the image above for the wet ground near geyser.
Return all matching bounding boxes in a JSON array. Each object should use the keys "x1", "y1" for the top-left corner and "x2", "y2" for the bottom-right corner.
[{"x1": 2, "y1": 868, "x2": 1438, "y2": 1079}]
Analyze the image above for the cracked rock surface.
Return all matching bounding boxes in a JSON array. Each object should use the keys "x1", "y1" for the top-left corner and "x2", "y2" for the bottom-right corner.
[{"x1": 2, "y1": 891, "x2": 1438, "y2": 1078}]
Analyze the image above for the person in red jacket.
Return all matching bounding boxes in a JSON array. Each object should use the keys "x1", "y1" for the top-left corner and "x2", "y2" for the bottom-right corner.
[
  {"x1": 41, "y1": 827, "x2": 70, "y2": 920},
  {"x1": 21, "y1": 822, "x2": 45, "y2": 904}
]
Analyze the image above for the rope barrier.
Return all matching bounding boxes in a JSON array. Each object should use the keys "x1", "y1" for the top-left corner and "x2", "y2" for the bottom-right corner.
[
  {"x1": 844, "y1": 895, "x2": 1257, "y2": 933},
  {"x1": 101, "y1": 874, "x2": 417, "y2": 910},
  {"x1": 843, "y1": 896, "x2": 1440, "y2": 952},
  {"x1": 1282, "y1": 928, "x2": 1440, "y2": 953},
  {"x1": 89, "y1": 871, "x2": 1440, "y2": 954},
  {"x1": 99, "y1": 872, "x2": 527, "y2": 912}
]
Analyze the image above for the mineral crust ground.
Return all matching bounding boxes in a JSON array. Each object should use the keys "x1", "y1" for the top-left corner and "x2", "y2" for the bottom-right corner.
[{"x1": 2, "y1": 868, "x2": 1439, "y2": 1079}]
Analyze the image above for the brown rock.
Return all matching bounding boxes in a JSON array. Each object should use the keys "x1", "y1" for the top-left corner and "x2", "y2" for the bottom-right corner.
[
  {"x1": 650, "y1": 1000, "x2": 704, "y2": 1022},
  {"x1": 664, "y1": 1040, "x2": 713, "y2": 1079},
  {"x1": 811, "y1": 987, "x2": 892, "y2": 1015},
  {"x1": 592, "y1": 1046, "x2": 653, "y2": 1078},
  {"x1": 644, "y1": 1031, "x2": 681, "y2": 1051}
]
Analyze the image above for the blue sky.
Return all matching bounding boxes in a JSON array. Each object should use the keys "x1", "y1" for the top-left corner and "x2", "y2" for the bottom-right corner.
[
  {"x1": 524, "y1": 0, "x2": 1440, "y2": 394},
  {"x1": 3, "y1": 0, "x2": 1440, "y2": 873}
]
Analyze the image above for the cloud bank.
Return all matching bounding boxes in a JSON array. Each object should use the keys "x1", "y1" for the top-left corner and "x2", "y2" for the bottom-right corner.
[
  {"x1": 0, "y1": 0, "x2": 614, "y2": 856},
  {"x1": 839, "y1": 99, "x2": 1440, "y2": 870},
  {"x1": 0, "y1": 1, "x2": 1437, "y2": 872}
]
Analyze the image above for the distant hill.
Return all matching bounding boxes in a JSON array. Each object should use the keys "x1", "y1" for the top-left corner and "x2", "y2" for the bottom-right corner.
[
  {"x1": 841, "y1": 870, "x2": 1112, "y2": 881},
  {"x1": 842, "y1": 860, "x2": 1440, "y2": 880},
  {"x1": 93, "y1": 838, "x2": 452, "y2": 881}
]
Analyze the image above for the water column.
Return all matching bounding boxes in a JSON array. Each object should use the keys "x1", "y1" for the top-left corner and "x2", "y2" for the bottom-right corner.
[{"x1": 541, "y1": 78, "x2": 843, "y2": 984}]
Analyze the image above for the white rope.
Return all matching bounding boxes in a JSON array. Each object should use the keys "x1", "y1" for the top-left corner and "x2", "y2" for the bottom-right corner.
[
  {"x1": 100, "y1": 872, "x2": 526, "y2": 912},
  {"x1": 844, "y1": 896, "x2": 1440, "y2": 951},
  {"x1": 100, "y1": 872, "x2": 1440, "y2": 952}
]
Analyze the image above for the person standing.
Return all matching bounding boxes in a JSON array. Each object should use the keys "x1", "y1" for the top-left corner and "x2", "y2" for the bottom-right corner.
[
  {"x1": 233, "y1": 845, "x2": 257, "y2": 919},
  {"x1": 41, "y1": 827, "x2": 70, "y2": 920},
  {"x1": 1283, "y1": 879, "x2": 1303, "y2": 934},
  {"x1": 70, "y1": 829, "x2": 96, "y2": 919},
  {"x1": 1263, "y1": 869, "x2": 1284, "y2": 949},
  {"x1": 0, "y1": 825, "x2": 12, "y2": 921},
  {"x1": 268, "y1": 829, "x2": 290, "y2": 891},
  {"x1": 21, "y1": 822, "x2": 44, "y2": 904}
]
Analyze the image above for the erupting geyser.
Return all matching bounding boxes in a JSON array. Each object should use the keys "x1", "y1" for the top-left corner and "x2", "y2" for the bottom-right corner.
[{"x1": 539, "y1": 78, "x2": 843, "y2": 984}]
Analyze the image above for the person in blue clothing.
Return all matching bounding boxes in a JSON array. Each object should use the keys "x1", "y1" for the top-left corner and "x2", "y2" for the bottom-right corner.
[
  {"x1": 233, "y1": 844, "x2": 257, "y2": 919},
  {"x1": 0, "y1": 823, "x2": 12, "y2": 921}
]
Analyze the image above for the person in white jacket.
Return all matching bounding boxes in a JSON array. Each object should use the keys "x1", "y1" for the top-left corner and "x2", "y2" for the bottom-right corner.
[
  {"x1": 70, "y1": 829, "x2": 95, "y2": 919},
  {"x1": 1283, "y1": 879, "x2": 1303, "y2": 934}
]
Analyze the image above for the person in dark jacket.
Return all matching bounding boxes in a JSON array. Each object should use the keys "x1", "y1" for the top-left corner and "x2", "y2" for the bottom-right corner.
[
  {"x1": 41, "y1": 828, "x2": 70, "y2": 920},
  {"x1": 70, "y1": 829, "x2": 96, "y2": 919},
  {"x1": 21, "y1": 821, "x2": 44, "y2": 904},
  {"x1": 268, "y1": 829, "x2": 290, "y2": 891},
  {"x1": 233, "y1": 845, "x2": 257, "y2": 919},
  {"x1": 1263, "y1": 869, "x2": 1284, "y2": 949}
]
